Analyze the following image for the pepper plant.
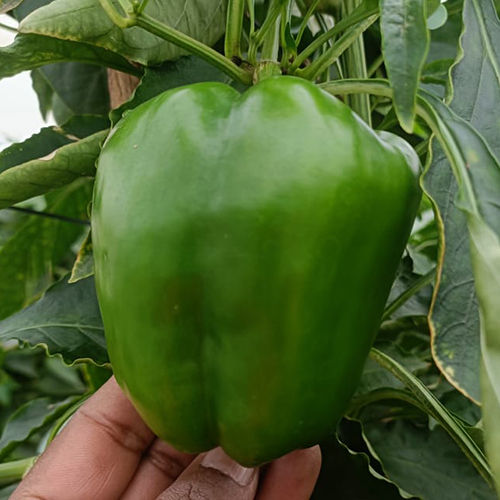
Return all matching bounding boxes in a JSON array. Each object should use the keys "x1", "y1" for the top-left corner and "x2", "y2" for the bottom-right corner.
[{"x1": 0, "y1": 0, "x2": 499, "y2": 498}]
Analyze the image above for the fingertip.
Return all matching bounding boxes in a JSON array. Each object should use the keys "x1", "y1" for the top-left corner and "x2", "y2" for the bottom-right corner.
[
  {"x1": 257, "y1": 446, "x2": 322, "y2": 500},
  {"x1": 157, "y1": 448, "x2": 259, "y2": 500}
]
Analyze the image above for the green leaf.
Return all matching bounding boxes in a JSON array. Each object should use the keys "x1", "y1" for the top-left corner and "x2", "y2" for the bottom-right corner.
[
  {"x1": 313, "y1": 429, "x2": 404, "y2": 499},
  {"x1": 31, "y1": 68, "x2": 54, "y2": 120},
  {"x1": 369, "y1": 348, "x2": 492, "y2": 485},
  {"x1": 423, "y1": 0, "x2": 500, "y2": 404},
  {"x1": 0, "y1": 397, "x2": 76, "y2": 460},
  {"x1": 0, "y1": 180, "x2": 92, "y2": 319},
  {"x1": 380, "y1": 0, "x2": 430, "y2": 132},
  {"x1": 0, "y1": 276, "x2": 107, "y2": 365},
  {"x1": 32, "y1": 356, "x2": 87, "y2": 397},
  {"x1": 0, "y1": 0, "x2": 22, "y2": 14},
  {"x1": 426, "y1": 0, "x2": 441, "y2": 17},
  {"x1": 384, "y1": 256, "x2": 433, "y2": 320},
  {"x1": 20, "y1": 0, "x2": 228, "y2": 65},
  {"x1": 0, "y1": 33, "x2": 140, "y2": 79},
  {"x1": 354, "y1": 344, "x2": 429, "y2": 398},
  {"x1": 0, "y1": 130, "x2": 106, "y2": 209},
  {"x1": 0, "y1": 127, "x2": 73, "y2": 175},
  {"x1": 13, "y1": 0, "x2": 51, "y2": 19},
  {"x1": 420, "y1": 83, "x2": 500, "y2": 500},
  {"x1": 426, "y1": 4, "x2": 463, "y2": 63},
  {"x1": 428, "y1": 4, "x2": 448, "y2": 30},
  {"x1": 0, "y1": 484, "x2": 18, "y2": 498},
  {"x1": 362, "y1": 419, "x2": 496, "y2": 499},
  {"x1": 111, "y1": 56, "x2": 233, "y2": 125},
  {"x1": 69, "y1": 229, "x2": 93, "y2": 283},
  {"x1": 37, "y1": 62, "x2": 110, "y2": 119},
  {"x1": 60, "y1": 115, "x2": 110, "y2": 139}
]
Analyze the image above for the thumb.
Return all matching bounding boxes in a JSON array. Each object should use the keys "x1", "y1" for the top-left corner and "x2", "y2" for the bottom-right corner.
[{"x1": 157, "y1": 447, "x2": 259, "y2": 500}]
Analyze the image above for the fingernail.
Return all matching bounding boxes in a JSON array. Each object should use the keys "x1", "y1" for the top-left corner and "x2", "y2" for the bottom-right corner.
[{"x1": 201, "y1": 448, "x2": 256, "y2": 486}]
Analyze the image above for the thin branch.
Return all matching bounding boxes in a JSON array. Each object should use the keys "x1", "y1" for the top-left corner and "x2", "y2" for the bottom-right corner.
[{"x1": 8, "y1": 207, "x2": 90, "y2": 226}]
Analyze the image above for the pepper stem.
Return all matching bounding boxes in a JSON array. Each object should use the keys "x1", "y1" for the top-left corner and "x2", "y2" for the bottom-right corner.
[
  {"x1": 99, "y1": 0, "x2": 252, "y2": 85},
  {"x1": 225, "y1": 0, "x2": 246, "y2": 60},
  {"x1": 0, "y1": 457, "x2": 37, "y2": 486}
]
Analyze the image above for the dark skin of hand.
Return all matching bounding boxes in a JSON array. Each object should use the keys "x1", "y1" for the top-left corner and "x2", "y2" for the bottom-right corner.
[{"x1": 11, "y1": 377, "x2": 321, "y2": 499}]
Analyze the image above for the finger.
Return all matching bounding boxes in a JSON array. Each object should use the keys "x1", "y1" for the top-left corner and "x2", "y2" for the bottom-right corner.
[
  {"x1": 256, "y1": 446, "x2": 322, "y2": 500},
  {"x1": 122, "y1": 439, "x2": 195, "y2": 499},
  {"x1": 12, "y1": 377, "x2": 155, "y2": 500},
  {"x1": 157, "y1": 447, "x2": 259, "y2": 500}
]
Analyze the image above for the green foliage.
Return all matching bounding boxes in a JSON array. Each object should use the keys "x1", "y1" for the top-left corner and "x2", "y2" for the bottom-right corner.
[
  {"x1": 380, "y1": 0, "x2": 429, "y2": 131},
  {"x1": 19, "y1": 0, "x2": 228, "y2": 65},
  {"x1": 0, "y1": 0, "x2": 499, "y2": 495}
]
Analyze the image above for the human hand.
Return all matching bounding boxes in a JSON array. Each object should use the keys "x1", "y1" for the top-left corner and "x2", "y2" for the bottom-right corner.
[{"x1": 11, "y1": 377, "x2": 321, "y2": 499}]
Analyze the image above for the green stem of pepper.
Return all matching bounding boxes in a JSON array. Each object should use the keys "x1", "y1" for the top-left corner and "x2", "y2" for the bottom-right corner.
[
  {"x1": 290, "y1": 1, "x2": 378, "y2": 72},
  {"x1": 98, "y1": 0, "x2": 134, "y2": 28},
  {"x1": 135, "y1": 0, "x2": 150, "y2": 14},
  {"x1": 370, "y1": 348, "x2": 494, "y2": 488},
  {"x1": 260, "y1": 2, "x2": 281, "y2": 61},
  {"x1": 340, "y1": 0, "x2": 371, "y2": 125},
  {"x1": 134, "y1": 13, "x2": 253, "y2": 85},
  {"x1": 225, "y1": 0, "x2": 246, "y2": 60},
  {"x1": 347, "y1": 387, "x2": 423, "y2": 419},
  {"x1": 248, "y1": 0, "x2": 282, "y2": 63},
  {"x1": 367, "y1": 53, "x2": 385, "y2": 77},
  {"x1": 296, "y1": 16, "x2": 377, "y2": 82},
  {"x1": 295, "y1": 0, "x2": 321, "y2": 47},
  {"x1": 0, "y1": 22, "x2": 17, "y2": 33},
  {"x1": 98, "y1": 0, "x2": 252, "y2": 84},
  {"x1": 247, "y1": 0, "x2": 255, "y2": 37},
  {"x1": 0, "y1": 457, "x2": 37, "y2": 486},
  {"x1": 382, "y1": 268, "x2": 435, "y2": 321}
]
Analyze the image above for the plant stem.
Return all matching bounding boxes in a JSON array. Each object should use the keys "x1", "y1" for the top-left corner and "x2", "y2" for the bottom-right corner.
[
  {"x1": 290, "y1": 1, "x2": 378, "y2": 72},
  {"x1": 347, "y1": 387, "x2": 422, "y2": 418},
  {"x1": 367, "y1": 52, "x2": 384, "y2": 77},
  {"x1": 0, "y1": 457, "x2": 37, "y2": 485},
  {"x1": 297, "y1": 15, "x2": 377, "y2": 81},
  {"x1": 247, "y1": 0, "x2": 255, "y2": 37},
  {"x1": 248, "y1": 0, "x2": 282, "y2": 63},
  {"x1": 382, "y1": 268, "x2": 435, "y2": 320},
  {"x1": 225, "y1": 0, "x2": 246, "y2": 59},
  {"x1": 295, "y1": 0, "x2": 321, "y2": 46},
  {"x1": 135, "y1": 0, "x2": 150, "y2": 14},
  {"x1": 370, "y1": 348, "x2": 494, "y2": 488},
  {"x1": 98, "y1": 0, "x2": 134, "y2": 27},
  {"x1": 261, "y1": 1, "x2": 281, "y2": 61},
  {"x1": 340, "y1": 0, "x2": 371, "y2": 125},
  {"x1": 0, "y1": 22, "x2": 17, "y2": 33},
  {"x1": 320, "y1": 78, "x2": 392, "y2": 98},
  {"x1": 8, "y1": 207, "x2": 90, "y2": 226},
  {"x1": 135, "y1": 13, "x2": 252, "y2": 84}
]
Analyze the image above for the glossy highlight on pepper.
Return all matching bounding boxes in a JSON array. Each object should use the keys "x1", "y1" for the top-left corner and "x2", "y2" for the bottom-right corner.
[{"x1": 92, "y1": 76, "x2": 421, "y2": 466}]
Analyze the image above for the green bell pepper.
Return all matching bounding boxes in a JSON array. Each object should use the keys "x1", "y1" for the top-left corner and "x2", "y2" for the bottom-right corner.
[{"x1": 92, "y1": 76, "x2": 420, "y2": 466}]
